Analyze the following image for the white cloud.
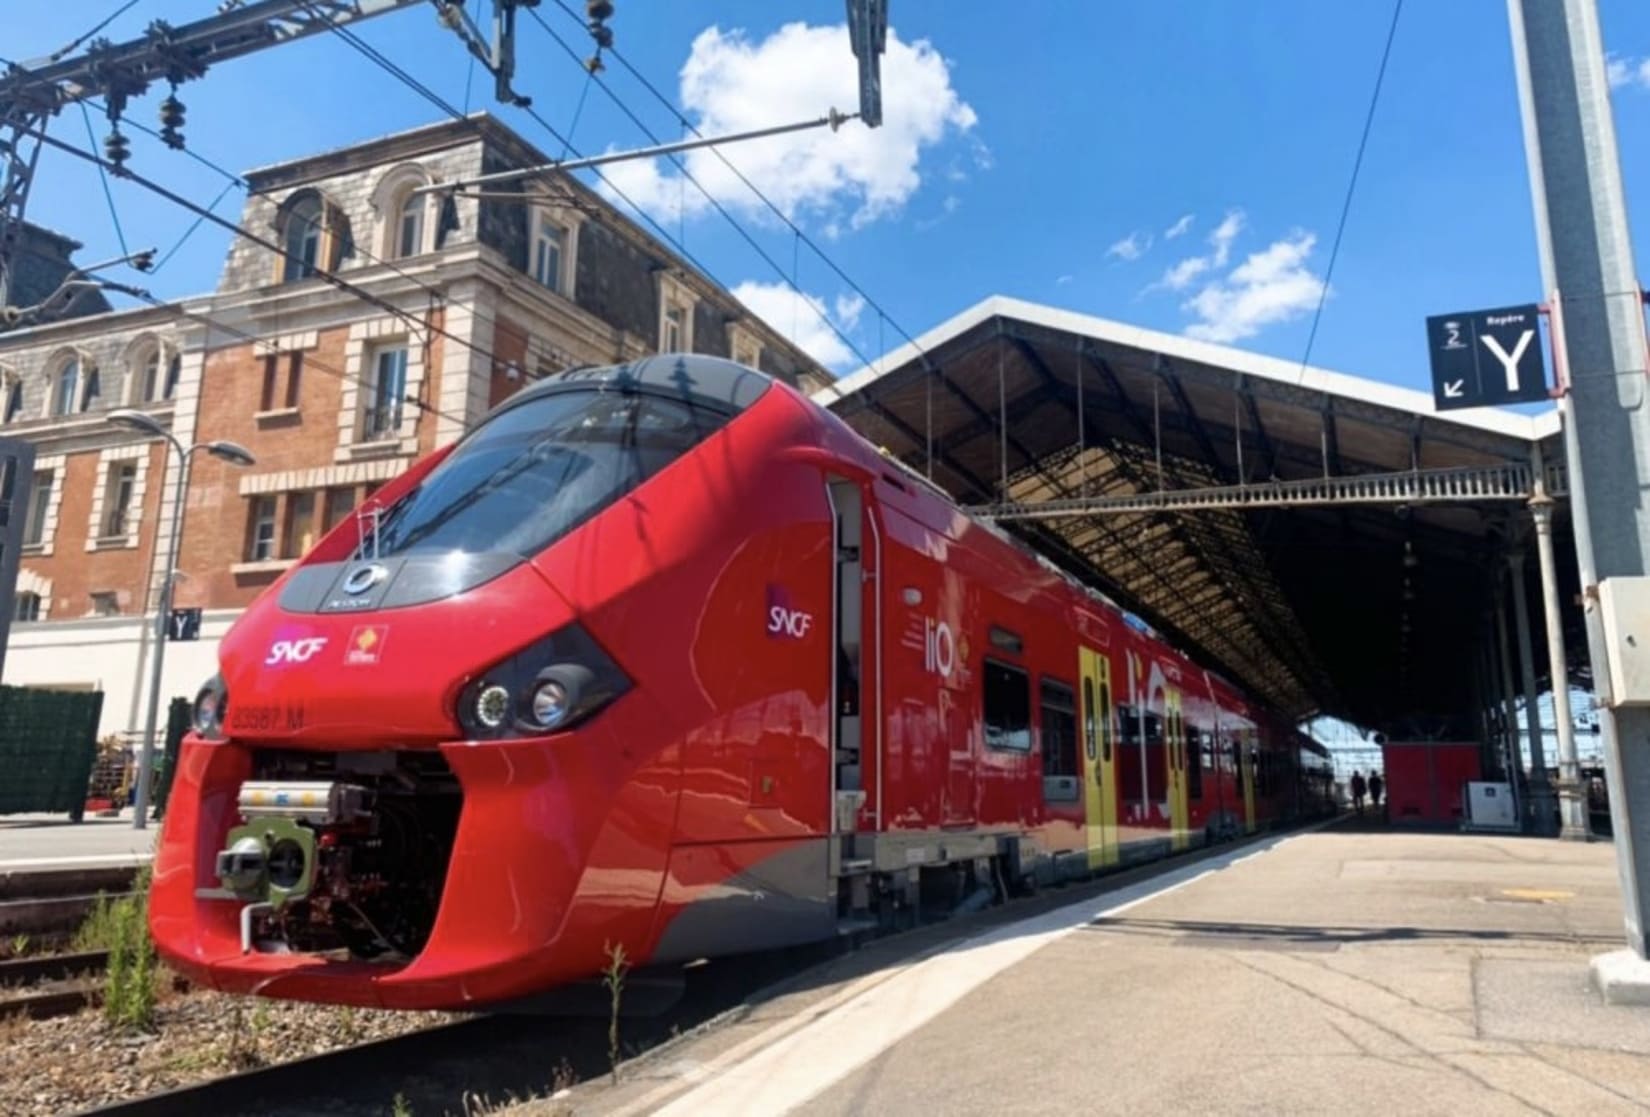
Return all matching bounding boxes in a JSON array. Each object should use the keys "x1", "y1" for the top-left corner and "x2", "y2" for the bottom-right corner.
[
  {"x1": 732, "y1": 280, "x2": 863, "y2": 367},
  {"x1": 598, "y1": 22, "x2": 977, "y2": 231},
  {"x1": 1150, "y1": 209, "x2": 1244, "y2": 291},
  {"x1": 1606, "y1": 54, "x2": 1650, "y2": 90},
  {"x1": 1056, "y1": 274, "x2": 1074, "y2": 286},
  {"x1": 1164, "y1": 213, "x2": 1194, "y2": 239},
  {"x1": 1106, "y1": 231, "x2": 1151, "y2": 261},
  {"x1": 1182, "y1": 231, "x2": 1326, "y2": 344}
]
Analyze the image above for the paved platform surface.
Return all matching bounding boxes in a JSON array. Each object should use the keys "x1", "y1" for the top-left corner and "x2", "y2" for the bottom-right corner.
[
  {"x1": 0, "y1": 810, "x2": 157, "y2": 868},
  {"x1": 549, "y1": 821, "x2": 1650, "y2": 1117}
]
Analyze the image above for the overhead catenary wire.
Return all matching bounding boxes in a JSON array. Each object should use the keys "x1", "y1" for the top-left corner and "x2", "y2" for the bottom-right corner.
[
  {"x1": 526, "y1": 3, "x2": 876, "y2": 374},
  {"x1": 1295, "y1": 0, "x2": 1404, "y2": 384},
  {"x1": 304, "y1": 0, "x2": 880, "y2": 398},
  {"x1": 539, "y1": 0, "x2": 933, "y2": 378},
  {"x1": 78, "y1": 101, "x2": 130, "y2": 257},
  {"x1": 23, "y1": 127, "x2": 506, "y2": 421}
]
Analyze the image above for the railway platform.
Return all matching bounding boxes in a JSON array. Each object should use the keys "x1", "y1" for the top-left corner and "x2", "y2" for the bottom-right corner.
[
  {"x1": 553, "y1": 818, "x2": 1649, "y2": 1117},
  {"x1": 0, "y1": 810, "x2": 155, "y2": 870}
]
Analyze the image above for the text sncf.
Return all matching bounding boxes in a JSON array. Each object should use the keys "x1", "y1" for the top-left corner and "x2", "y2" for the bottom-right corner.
[
  {"x1": 767, "y1": 605, "x2": 814, "y2": 639},
  {"x1": 266, "y1": 637, "x2": 328, "y2": 666}
]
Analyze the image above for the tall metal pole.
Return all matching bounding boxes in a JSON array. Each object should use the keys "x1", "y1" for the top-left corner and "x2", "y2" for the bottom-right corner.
[
  {"x1": 1532, "y1": 487, "x2": 1588, "y2": 839},
  {"x1": 131, "y1": 440, "x2": 190, "y2": 830},
  {"x1": 1508, "y1": 0, "x2": 1650, "y2": 958},
  {"x1": 1494, "y1": 594, "x2": 1525, "y2": 827},
  {"x1": 1508, "y1": 552, "x2": 1555, "y2": 833}
]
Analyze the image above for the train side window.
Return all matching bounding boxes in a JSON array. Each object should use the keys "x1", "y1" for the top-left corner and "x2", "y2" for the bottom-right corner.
[
  {"x1": 983, "y1": 659, "x2": 1031, "y2": 752},
  {"x1": 1232, "y1": 736, "x2": 1244, "y2": 790},
  {"x1": 1039, "y1": 679, "x2": 1078, "y2": 798},
  {"x1": 1099, "y1": 678, "x2": 1113, "y2": 763},
  {"x1": 1187, "y1": 725, "x2": 1203, "y2": 799},
  {"x1": 1082, "y1": 678, "x2": 1098, "y2": 766}
]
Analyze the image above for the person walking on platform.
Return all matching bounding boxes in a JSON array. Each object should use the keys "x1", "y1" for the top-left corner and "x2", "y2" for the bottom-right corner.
[
  {"x1": 1368, "y1": 772, "x2": 1384, "y2": 817},
  {"x1": 1350, "y1": 770, "x2": 1366, "y2": 815}
]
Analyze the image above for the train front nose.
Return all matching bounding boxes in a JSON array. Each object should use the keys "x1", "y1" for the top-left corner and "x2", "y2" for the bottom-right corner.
[{"x1": 151, "y1": 560, "x2": 645, "y2": 1009}]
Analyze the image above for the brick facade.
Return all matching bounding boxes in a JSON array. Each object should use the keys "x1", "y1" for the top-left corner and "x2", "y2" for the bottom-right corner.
[{"x1": 0, "y1": 114, "x2": 832, "y2": 737}]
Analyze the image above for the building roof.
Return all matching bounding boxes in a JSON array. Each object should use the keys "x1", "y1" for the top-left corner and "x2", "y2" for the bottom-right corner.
[{"x1": 815, "y1": 296, "x2": 1580, "y2": 735}]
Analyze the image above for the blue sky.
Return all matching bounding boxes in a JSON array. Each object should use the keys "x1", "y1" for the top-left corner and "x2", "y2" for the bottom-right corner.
[{"x1": 9, "y1": 0, "x2": 1650, "y2": 395}]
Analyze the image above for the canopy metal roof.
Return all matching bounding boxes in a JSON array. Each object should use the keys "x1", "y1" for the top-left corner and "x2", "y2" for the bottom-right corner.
[{"x1": 817, "y1": 297, "x2": 1581, "y2": 735}]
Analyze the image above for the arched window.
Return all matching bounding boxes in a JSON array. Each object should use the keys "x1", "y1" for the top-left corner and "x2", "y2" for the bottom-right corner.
[
  {"x1": 52, "y1": 358, "x2": 79, "y2": 417},
  {"x1": 397, "y1": 190, "x2": 424, "y2": 258},
  {"x1": 13, "y1": 592, "x2": 40, "y2": 622},
  {"x1": 2, "y1": 380, "x2": 20, "y2": 424},
  {"x1": 163, "y1": 353, "x2": 180, "y2": 400},
  {"x1": 80, "y1": 366, "x2": 101, "y2": 412},
  {"x1": 284, "y1": 194, "x2": 323, "y2": 281}
]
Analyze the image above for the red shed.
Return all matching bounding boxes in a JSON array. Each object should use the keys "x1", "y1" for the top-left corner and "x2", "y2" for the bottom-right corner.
[{"x1": 1380, "y1": 741, "x2": 1482, "y2": 826}]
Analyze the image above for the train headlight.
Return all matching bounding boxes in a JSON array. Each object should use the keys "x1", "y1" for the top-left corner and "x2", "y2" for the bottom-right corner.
[
  {"x1": 455, "y1": 624, "x2": 628, "y2": 740},
  {"x1": 474, "y1": 683, "x2": 512, "y2": 729},
  {"x1": 193, "y1": 674, "x2": 228, "y2": 740},
  {"x1": 530, "y1": 679, "x2": 569, "y2": 729}
]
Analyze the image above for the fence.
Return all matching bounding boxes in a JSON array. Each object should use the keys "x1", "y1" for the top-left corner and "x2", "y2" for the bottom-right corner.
[{"x1": 0, "y1": 685, "x2": 105, "y2": 819}]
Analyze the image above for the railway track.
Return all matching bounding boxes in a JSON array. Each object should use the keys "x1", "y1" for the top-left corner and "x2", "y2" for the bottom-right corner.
[
  {"x1": 74, "y1": 823, "x2": 1318, "y2": 1117},
  {"x1": 0, "y1": 865, "x2": 140, "y2": 1022}
]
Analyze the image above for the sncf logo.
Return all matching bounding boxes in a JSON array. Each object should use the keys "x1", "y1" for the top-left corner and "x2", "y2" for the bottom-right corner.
[
  {"x1": 765, "y1": 585, "x2": 814, "y2": 640},
  {"x1": 266, "y1": 637, "x2": 327, "y2": 666},
  {"x1": 768, "y1": 606, "x2": 814, "y2": 639}
]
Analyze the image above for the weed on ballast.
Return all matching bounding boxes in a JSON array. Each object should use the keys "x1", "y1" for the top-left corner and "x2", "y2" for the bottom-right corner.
[
  {"x1": 602, "y1": 940, "x2": 630, "y2": 1086},
  {"x1": 101, "y1": 865, "x2": 158, "y2": 1031}
]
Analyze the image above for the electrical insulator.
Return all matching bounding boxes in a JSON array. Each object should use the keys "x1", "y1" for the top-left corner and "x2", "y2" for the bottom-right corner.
[
  {"x1": 159, "y1": 94, "x2": 186, "y2": 150},
  {"x1": 587, "y1": 1, "x2": 614, "y2": 20},
  {"x1": 104, "y1": 128, "x2": 130, "y2": 170}
]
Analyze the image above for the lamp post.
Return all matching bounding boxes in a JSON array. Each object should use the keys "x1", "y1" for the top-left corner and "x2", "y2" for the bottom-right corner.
[{"x1": 107, "y1": 409, "x2": 254, "y2": 831}]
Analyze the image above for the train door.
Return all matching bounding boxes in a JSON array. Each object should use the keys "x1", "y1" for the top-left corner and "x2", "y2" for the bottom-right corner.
[
  {"x1": 827, "y1": 480, "x2": 879, "y2": 834},
  {"x1": 1079, "y1": 647, "x2": 1119, "y2": 868},
  {"x1": 1166, "y1": 692, "x2": 1189, "y2": 851}
]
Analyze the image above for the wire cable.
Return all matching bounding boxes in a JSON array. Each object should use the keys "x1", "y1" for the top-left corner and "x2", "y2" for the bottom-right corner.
[
  {"x1": 1296, "y1": 0, "x2": 1404, "y2": 382},
  {"x1": 25, "y1": 126, "x2": 499, "y2": 418},
  {"x1": 151, "y1": 178, "x2": 237, "y2": 273},
  {"x1": 525, "y1": 5, "x2": 873, "y2": 370},
  {"x1": 78, "y1": 101, "x2": 130, "y2": 257},
  {"x1": 540, "y1": 0, "x2": 930, "y2": 373}
]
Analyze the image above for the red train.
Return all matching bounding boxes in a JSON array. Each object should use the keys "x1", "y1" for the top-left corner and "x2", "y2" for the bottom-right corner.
[{"x1": 150, "y1": 355, "x2": 1333, "y2": 1009}]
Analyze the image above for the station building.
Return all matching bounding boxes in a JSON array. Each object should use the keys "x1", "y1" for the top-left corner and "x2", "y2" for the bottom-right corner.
[{"x1": 0, "y1": 114, "x2": 830, "y2": 741}]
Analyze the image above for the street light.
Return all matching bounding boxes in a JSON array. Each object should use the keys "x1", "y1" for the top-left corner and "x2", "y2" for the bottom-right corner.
[{"x1": 107, "y1": 408, "x2": 255, "y2": 830}]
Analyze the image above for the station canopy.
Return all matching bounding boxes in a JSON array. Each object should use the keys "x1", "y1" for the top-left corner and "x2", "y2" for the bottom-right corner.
[{"x1": 816, "y1": 298, "x2": 1581, "y2": 738}]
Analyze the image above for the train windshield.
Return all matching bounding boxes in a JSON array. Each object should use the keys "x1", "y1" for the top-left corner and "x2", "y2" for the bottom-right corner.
[{"x1": 361, "y1": 389, "x2": 726, "y2": 560}]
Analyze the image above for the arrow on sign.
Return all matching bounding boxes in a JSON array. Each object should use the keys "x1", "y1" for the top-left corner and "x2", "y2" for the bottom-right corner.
[{"x1": 1443, "y1": 380, "x2": 1465, "y2": 399}]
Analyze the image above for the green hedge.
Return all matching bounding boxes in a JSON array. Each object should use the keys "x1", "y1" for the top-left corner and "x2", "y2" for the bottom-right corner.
[{"x1": 0, "y1": 685, "x2": 105, "y2": 819}]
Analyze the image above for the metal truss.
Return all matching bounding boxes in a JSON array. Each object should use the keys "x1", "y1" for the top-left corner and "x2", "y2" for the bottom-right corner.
[{"x1": 971, "y1": 462, "x2": 1569, "y2": 522}]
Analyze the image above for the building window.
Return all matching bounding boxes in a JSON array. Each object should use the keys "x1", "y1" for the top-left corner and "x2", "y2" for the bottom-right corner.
[
  {"x1": 397, "y1": 191, "x2": 424, "y2": 258},
  {"x1": 364, "y1": 347, "x2": 407, "y2": 441},
  {"x1": 13, "y1": 592, "x2": 40, "y2": 622},
  {"x1": 983, "y1": 659, "x2": 1032, "y2": 752},
  {"x1": 532, "y1": 214, "x2": 564, "y2": 292},
  {"x1": 24, "y1": 470, "x2": 52, "y2": 545},
  {"x1": 732, "y1": 333, "x2": 762, "y2": 369},
  {"x1": 323, "y1": 486, "x2": 357, "y2": 533},
  {"x1": 283, "y1": 194, "x2": 324, "y2": 282},
  {"x1": 163, "y1": 353, "x2": 180, "y2": 400},
  {"x1": 282, "y1": 491, "x2": 317, "y2": 559},
  {"x1": 663, "y1": 306, "x2": 684, "y2": 352},
  {"x1": 139, "y1": 349, "x2": 160, "y2": 402},
  {"x1": 1040, "y1": 678, "x2": 1078, "y2": 783},
  {"x1": 102, "y1": 462, "x2": 137, "y2": 538},
  {"x1": 4, "y1": 382, "x2": 21, "y2": 423},
  {"x1": 261, "y1": 352, "x2": 303, "y2": 411},
  {"x1": 80, "y1": 367, "x2": 100, "y2": 412},
  {"x1": 246, "y1": 495, "x2": 278, "y2": 561},
  {"x1": 89, "y1": 591, "x2": 118, "y2": 617},
  {"x1": 52, "y1": 359, "x2": 78, "y2": 417}
]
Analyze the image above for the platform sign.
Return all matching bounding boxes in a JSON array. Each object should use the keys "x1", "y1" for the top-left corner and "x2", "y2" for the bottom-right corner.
[
  {"x1": 167, "y1": 607, "x2": 202, "y2": 641},
  {"x1": 1425, "y1": 304, "x2": 1548, "y2": 411}
]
